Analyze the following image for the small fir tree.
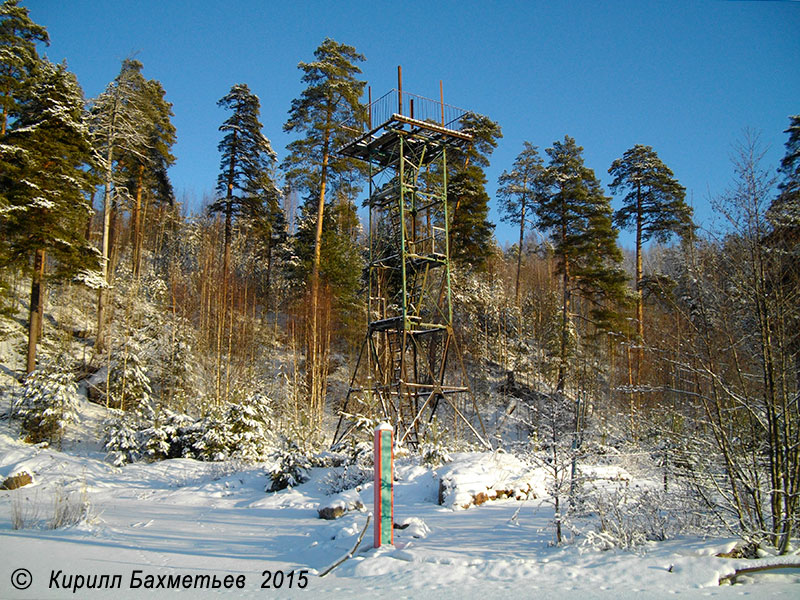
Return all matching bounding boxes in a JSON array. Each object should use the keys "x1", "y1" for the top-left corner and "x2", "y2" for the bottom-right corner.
[
  {"x1": 13, "y1": 358, "x2": 80, "y2": 444},
  {"x1": 107, "y1": 339, "x2": 153, "y2": 413}
]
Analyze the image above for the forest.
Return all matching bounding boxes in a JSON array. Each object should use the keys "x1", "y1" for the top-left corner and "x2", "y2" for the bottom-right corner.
[{"x1": 1, "y1": 0, "x2": 798, "y2": 556}]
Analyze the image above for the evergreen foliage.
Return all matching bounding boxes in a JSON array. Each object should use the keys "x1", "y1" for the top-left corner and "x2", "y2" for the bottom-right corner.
[
  {"x1": 0, "y1": 0, "x2": 49, "y2": 136},
  {"x1": 537, "y1": 136, "x2": 629, "y2": 390},
  {"x1": 498, "y1": 142, "x2": 547, "y2": 304},
  {"x1": 111, "y1": 60, "x2": 176, "y2": 275},
  {"x1": 282, "y1": 37, "x2": 368, "y2": 301},
  {"x1": 12, "y1": 357, "x2": 80, "y2": 444},
  {"x1": 447, "y1": 113, "x2": 501, "y2": 270},
  {"x1": 107, "y1": 338, "x2": 153, "y2": 413},
  {"x1": 0, "y1": 57, "x2": 99, "y2": 371},
  {"x1": 0, "y1": 58, "x2": 98, "y2": 275},
  {"x1": 103, "y1": 394, "x2": 275, "y2": 465},
  {"x1": 282, "y1": 38, "x2": 367, "y2": 200},
  {"x1": 608, "y1": 144, "x2": 690, "y2": 351},
  {"x1": 211, "y1": 83, "x2": 277, "y2": 240},
  {"x1": 267, "y1": 437, "x2": 312, "y2": 492},
  {"x1": 772, "y1": 114, "x2": 800, "y2": 233},
  {"x1": 282, "y1": 38, "x2": 368, "y2": 429},
  {"x1": 448, "y1": 166, "x2": 495, "y2": 269},
  {"x1": 287, "y1": 195, "x2": 363, "y2": 311},
  {"x1": 609, "y1": 145, "x2": 691, "y2": 244},
  {"x1": 88, "y1": 58, "x2": 160, "y2": 350},
  {"x1": 246, "y1": 171, "x2": 289, "y2": 307}
]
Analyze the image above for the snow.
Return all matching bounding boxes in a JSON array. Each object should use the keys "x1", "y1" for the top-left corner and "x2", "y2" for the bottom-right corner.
[{"x1": 1, "y1": 395, "x2": 799, "y2": 599}]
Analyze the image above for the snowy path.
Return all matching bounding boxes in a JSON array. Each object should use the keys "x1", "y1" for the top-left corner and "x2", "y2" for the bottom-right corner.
[{"x1": 1, "y1": 422, "x2": 799, "y2": 599}]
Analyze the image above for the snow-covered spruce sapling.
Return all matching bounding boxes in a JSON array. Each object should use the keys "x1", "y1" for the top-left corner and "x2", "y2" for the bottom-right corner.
[
  {"x1": 266, "y1": 438, "x2": 312, "y2": 492},
  {"x1": 103, "y1": 411, "x2": 142, "y2": 466},
  {"x1": 188, "y1": 410, "x2": 231, "y2": 462},
  {"x1": 12, "y1": 360, "x2": 80, "y2": 445},
  {"x1": 226, "y1": 397, "x2": 273, "y2": 462},
  {"x1": 107, "y1": 339, "x2": 153, "y2": 413}
]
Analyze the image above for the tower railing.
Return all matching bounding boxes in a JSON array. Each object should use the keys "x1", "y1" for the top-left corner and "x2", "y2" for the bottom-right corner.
[{"x1": 340, "y1": 89, "x2": 470, "y2": 135}]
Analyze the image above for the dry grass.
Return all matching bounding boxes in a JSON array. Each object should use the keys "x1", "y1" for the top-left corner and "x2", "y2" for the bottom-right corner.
[{"x1": 10, "y1": 480, "x2": 96, "y2": 530}]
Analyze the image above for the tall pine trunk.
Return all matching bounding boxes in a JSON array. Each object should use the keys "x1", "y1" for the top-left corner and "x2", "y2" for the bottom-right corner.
[
  {"x1": 26, "y1": 249, "x2": 46, "y2": 373},
  {"x1": 515, "y1": 193, "x2": 526, "y2": 310},
  {"x1": 308, "y1": 116, "x2": 332, "y2": 428},
  {"x1": 132, "y1": 164, "x2": 144, "y2": 277},
  {"x1": 635, "y1": 181, "x2": 644, "y2": 383},
  {"x1": 96, "y1": 95, "x2": 118, "y2": 353}
]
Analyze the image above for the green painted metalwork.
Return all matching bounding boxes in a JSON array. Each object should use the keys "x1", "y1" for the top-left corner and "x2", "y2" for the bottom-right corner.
[{"x1": 334, "y1": 106, "x2": 491, "y2": 451}]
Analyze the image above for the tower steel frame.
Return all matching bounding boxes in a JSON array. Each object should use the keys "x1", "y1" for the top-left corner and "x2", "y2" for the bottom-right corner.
[{"x1": 334, "y1": 104, "x2": 490, "y2": 450}]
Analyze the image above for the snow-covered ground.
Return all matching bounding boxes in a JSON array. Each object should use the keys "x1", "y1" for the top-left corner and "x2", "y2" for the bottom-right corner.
[{"x1": 1, "y1": 396, "x2": 798, "y2": 599}]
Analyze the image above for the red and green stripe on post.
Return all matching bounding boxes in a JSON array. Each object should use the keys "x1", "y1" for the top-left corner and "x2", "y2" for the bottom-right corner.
[{"x1": 373, "y1": 422, "x2": 393, "y2": 548}]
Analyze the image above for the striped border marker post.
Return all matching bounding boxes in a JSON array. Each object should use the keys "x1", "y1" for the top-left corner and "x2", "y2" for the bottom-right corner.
[{"x1": 373, "y1": 422, "x2": 394, "y2": 548}]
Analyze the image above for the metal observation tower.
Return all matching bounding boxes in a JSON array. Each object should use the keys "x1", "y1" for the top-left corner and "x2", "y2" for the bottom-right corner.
[{"x1": 333, "y1": 77, "x2": 489, "y2": 450}]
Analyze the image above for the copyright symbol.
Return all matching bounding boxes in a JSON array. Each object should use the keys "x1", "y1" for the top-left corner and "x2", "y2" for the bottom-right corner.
[{"x1": 11, "y1": 568, "x2": 32, "y2": 590}]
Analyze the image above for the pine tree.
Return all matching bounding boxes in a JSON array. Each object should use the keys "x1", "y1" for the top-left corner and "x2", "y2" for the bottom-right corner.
[
  {"x1": 0, "y1": 59, "x2": 99, "y2": 373},
  {"x1": 114, "y1": 64, "x2": 176, "y2": 277},
  {"x1": 537, "y1": 136, "x2": 628, "y2": 391},
  {"x1": 211, "y1": 83, "x2": 277, "y2": 282},
  {"x1": 88, "y1": 59, "x2": 153, "y2": 351},
  {"x1": 772, "y1": 114, "x2": 800, "y2": 233},
  {"x1": 770, "y1": 115, "x2": 800, "y2": 397},
  {"x1": 282, "y1": 38, "x2": 367, "y2": 428},
  {"x1": 0, "y1": 0, "x2": 48, "y2": 136},
  {"x1": 446, "y1": 112, "x2": 501, "y2": 271},
  {"x1": 0, "y1": 0, "x2": 48, "y2": 310},
  {"x1": 608, "y1": 144, "x2": 691, "y2": 366},
  {"x1": 498, "y1": 142, "x2": 546, "y2": 307},
  {"x1": 245, "y1": 165, "x2": 287, "y2": 311}
]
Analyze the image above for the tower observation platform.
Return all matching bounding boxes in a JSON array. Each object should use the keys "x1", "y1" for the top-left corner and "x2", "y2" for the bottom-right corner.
[{"x1": 333, "y1": 85, "x2": 490, "y2": 450}]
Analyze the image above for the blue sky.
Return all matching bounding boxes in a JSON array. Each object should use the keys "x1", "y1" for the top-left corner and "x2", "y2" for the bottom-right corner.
[{"x1": 25, "y1": 0, "x2": 800, "y2": 248}]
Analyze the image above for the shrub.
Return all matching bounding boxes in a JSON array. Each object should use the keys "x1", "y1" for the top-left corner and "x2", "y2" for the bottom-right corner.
[
  {"x1": 266, "y1": 438, "x2": 312, "y2": 492},
  {"x1": 12, "y1": 360, "x2": 80, "y2": 444}
]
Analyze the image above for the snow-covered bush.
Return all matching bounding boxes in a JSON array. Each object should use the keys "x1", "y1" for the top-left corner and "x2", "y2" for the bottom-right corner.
[
  {"x1": 226, "y1": 398, "x2": 272, "y2": 461},
  {"x1": 107, "y1": 341, "x2": 153, "y2": 413},
  {"x1": 103, "y1": 411, "x2": 142, "y2": 466},
  {"x1": 103, "y1": 394, "x2": 277, "y2": 465},
  {"x1": 188, "y1": 410, "x2": 231, "y2": 461},
  {"x1": 582, "y1": 484, "x2": 689, "y2": 551},
  {"x1": 420, "y1": 417, "x2": 453, "y2": 467},
  {"x1": 12, "y1": 360, "x2": 80, "y2": 444},
  {"x1": 324, "y1": 440, "x2": 373, "y2": 494},
  {"x1": 140, "y1": 410, "x2": 195, "y2": 461},
  {"x1": 266, "y1": 438, "x2": 312, "y2": 492}
]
